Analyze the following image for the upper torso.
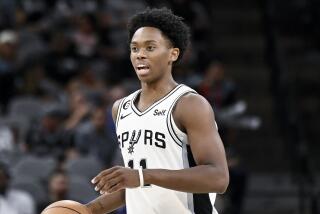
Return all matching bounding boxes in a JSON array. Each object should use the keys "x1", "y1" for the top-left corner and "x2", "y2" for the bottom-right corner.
[{"x1": 115, "y1": 84, "x2": 217, "y2": 214}]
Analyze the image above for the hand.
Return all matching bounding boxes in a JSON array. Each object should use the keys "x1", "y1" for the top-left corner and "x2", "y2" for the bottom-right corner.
[{"x1": 91, "y1": 166, "x2": 140, "y2": 194}]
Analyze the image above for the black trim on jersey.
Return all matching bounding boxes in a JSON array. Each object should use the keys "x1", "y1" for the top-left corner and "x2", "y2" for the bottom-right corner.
[
  {"x1": 115, "y1": 98, "x2": 126, "y2": 129},
  {"x1": 168, "y1": 111, "x2": 183, "y2": 145},
  {"x1": 166, "y1": 118, "x2": 183, "y2": 148},
  {"x1": 187, "y1": 146, "x2": 213, "y2": 214},
  {"x1": 168, "y1": 95, "x2": 190, "y2": 144},
  {"x1": 166, "y1": 91, "x2": 188, "y2": 145},
  {"x1": 131, "y1": 84, "x2": 183, "y2": 116},
  {"x1": 165, "y1": 90, "x2": 193, "y2": 148},
  {"x1": 166, "y1": 90, "x2": 197, "y2": 146}
]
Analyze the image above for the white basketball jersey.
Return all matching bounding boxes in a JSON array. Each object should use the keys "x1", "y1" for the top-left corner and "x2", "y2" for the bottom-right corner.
[{"x1": 115, "y1": 84, "x2": 218, "y2": 214}]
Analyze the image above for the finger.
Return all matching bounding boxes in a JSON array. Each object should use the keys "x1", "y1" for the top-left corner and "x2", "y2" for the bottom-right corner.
[
  {"x1": 107, "y1": 183, "x2": 124, "y2": 194},
  {"x1": 94, "y1": 177, "x2": 108, "y2": 192},
  {"x1": 94, "y1": 171, "x2": 121, "y2": 191},
  {"x1": 91, "y1": 166, "x2": 120, "y2": 184},
  {"x1": 103, "y1": 176, "x2": 123, "y2": 192},
  {"x1": 92, "y1": 167, "x2": 117, "y2": 184}
]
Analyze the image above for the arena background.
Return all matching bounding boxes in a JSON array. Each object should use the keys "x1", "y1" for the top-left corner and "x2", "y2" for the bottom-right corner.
[{"x1": 0, "y1": 0, "x2": 319, "y2": 214}]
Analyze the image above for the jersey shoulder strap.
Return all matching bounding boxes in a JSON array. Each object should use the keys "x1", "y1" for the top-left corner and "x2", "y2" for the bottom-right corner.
[{"x1": 166, "y1": 84, "x2": 197, "y2": 113}]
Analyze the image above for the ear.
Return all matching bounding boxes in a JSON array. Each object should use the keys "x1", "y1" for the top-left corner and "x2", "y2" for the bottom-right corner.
[{"x1": 170, "y1": 48, "x2": 180, "y2": 63}]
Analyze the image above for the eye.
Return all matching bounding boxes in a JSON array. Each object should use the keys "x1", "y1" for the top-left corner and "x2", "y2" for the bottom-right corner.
[
  {"x1": 131, "y1": 46, "x2": 138, "y2": 53},
  {"x1": 146, "y1": 46, "x2": 155, "y2": 51}
]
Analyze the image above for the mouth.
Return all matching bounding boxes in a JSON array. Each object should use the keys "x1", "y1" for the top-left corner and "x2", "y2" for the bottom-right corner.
[{"x1": 136, "y1": 64, "x2": 150, "y2": 75}]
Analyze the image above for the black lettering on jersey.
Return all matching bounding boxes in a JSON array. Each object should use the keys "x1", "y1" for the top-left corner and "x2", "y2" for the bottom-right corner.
[
  {"x1": 153, "y1": 109, "x2": 166, "y2": 116},
  {"x1": 144, "y1": 130, "x2": 153, "y2": 145},
  {"x1": 117, "y1": 135, "x2": 121, "y2": 146},
  {"x1": 121, "y1": 131, "x2": 129, "y2": 148},
  {"x1": 130, "y1": 130, "x2": 141, "y2": 143},
  {"x1": 118, "y1": 130, "x2": 166, "y2": 150},
  {"x1": 155, "y1": 132, "x2": 166, "y2": 148}
]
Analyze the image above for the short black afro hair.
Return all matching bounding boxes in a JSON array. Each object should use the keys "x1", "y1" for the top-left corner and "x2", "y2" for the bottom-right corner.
[{"x1": 127, "y1": 7, "x2": 190, "y2": 62}]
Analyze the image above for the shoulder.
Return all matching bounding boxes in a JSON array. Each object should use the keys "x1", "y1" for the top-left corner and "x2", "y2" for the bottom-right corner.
[
  {"x1": 111, "y1": 89, "x2": 140, "y2": 122},
  {"x1": 176, "y1": 92, "x2": 213, "y2": 115},
  {"x1": 8, "y1": 189, "x2": 35, "y2": 204},
  {"x1": 111, "y1": 98, "x2": 123, "y2": 123},
  {"x1": 174, "y1": 93, "x2": 215, "y2": 130}
]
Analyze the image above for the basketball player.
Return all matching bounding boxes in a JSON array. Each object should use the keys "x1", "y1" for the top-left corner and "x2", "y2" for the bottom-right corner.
[{"x1": 86, "y1": 8, "x2": 229, "y2": 214}]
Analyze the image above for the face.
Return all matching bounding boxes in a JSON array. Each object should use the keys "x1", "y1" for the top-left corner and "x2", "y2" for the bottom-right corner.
[
  {"x1": 206, "y1": 63, "x2": 225, "y2": 82},
  {"x1": 130, "y1": 27, "x2": 179, "y2": 83},
  {"x1": 0, "y1": 43, "x2": 17, "y2": 60},
  {"x1": 49, "y1": 173, "x2": 68, "y2": 196}
]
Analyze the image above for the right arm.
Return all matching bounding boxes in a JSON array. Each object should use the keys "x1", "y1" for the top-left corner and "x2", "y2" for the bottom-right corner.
[
  {"x1": 86, "y1": 190, "x2": 125, "y2": 214},
  {"x1": 86, "y1": 99, "x2": 126, "y2": 214}
]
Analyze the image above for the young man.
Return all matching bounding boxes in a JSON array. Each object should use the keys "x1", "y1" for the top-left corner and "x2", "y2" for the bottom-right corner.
[{"x1": 86, "y1": 8, "x2": 229, "y2": 214}]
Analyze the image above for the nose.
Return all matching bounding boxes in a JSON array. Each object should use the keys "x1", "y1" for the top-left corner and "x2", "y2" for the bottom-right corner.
[{"x1": 136, "y1": 49, "x2": 147, "y2": 59}]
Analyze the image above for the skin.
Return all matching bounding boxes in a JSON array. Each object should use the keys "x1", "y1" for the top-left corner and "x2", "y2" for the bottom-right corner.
[
  {"x1": 86, "y1": 27, "x2": 229, "y2": 214},
  {"x1": 49, "y1": 173, "x2": 69, "y2": 201}
]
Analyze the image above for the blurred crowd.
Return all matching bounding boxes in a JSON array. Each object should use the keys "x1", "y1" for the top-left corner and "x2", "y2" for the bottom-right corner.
[{"x1": 0, "y1": 1, "x2": 251, "y2": 214}]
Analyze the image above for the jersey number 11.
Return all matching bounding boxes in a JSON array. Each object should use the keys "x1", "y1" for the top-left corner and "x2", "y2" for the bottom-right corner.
[{"x1": 128, "y1": 159, "x2": 150, "y2": 187}]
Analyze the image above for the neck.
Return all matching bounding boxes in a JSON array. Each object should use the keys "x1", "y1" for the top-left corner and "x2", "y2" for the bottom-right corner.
[
  {"x1": 136, "y1": 75, "x2": 178, "y2": 111},
  {"x1": 50, "y1": 192, "x2": 66, "y2": 201},
  {"x1": 140, "y1": 76, "x2": 177, "y2": 99}
]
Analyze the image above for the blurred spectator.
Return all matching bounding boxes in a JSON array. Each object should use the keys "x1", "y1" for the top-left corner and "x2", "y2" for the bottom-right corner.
[
  {"x1": 199, "y1": 61, "x2": 237, "y2": 110},
  {"x1": 168, "y1": 0, "x2": 212, "y2": 69},
  {"x1": 107, "y1": 84, "x2": 128, "y2": 104},
  {"x1": 64, "y1": 89, "x2": 90, "y2": 131},
  {"x1": 104, "y1": 84, "x2": 129, "y2": 167},
  {"x1": 24, "y1": 106, "x2": 71, "y2": 159},
  {"x1": 18, "y1": 62, "x2": 61, "y2": 100},
  {"x1": 67, "y1": 64, "x2": 106, "y2": 94},
  {"x1": 199, "y1": 61, "x2": 238, "y2": 146},
  {"x1": 199, "y1": 61, "x2": 261, "y2": 132},
  {"x1": 98, "y1": 0, "x2": 147, "y2": 81},
  {"x1": 222, "y1": 150, "x2": 248, "y2": 214},
  {"x1": 0, "y1": 0, "x2": 16, "y2": 28},
  {"x1": 0, "y1": 30, "x2": 18, "y2": 113},
  {"x1": 53, "y1": 0, "x2": 98, "y2": 16},
  {"x1": 0, "y1": 162, "x2": 35, "y2": 214},
  {"x1": 74, "y1": 103, "x2": 118, "y2": 167},
  {"x1": 71, "y1": 13, "x2": 98, "y2": 59},
  {"x1": 45, "y1": 32, "x2": 78, "y2": 84},
  {"x1": 0, "y1": 125, "x2": 24, "y2": 166},
  {"x1": 37, "y1": 169, "x2": 69, "y2": 213},
  {"x1": 0, "y1": 126, "x2": 15, "y2": 157},
  {"x1": 105, "y1": 84, "x2": 132, "y2": 132},
  {"x1": 199, "y1": 61, "x2": 248, "y2": 214},
  {"x1": 173, "y1": 65, "x2": 202, "y2": 88}
]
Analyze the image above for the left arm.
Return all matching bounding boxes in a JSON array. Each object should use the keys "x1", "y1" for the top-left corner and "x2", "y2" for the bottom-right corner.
[
  {"x1": 93, "y1": 94, "x2": 229, "y2": 194},
  {"x1": 143, "y1": 93, "x2": 229, "y2": 193}
]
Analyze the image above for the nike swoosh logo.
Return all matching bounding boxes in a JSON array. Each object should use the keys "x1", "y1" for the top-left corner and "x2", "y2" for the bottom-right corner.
[{"x1": 120, "y1": 113, "x2": 132, "y2": 120}]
